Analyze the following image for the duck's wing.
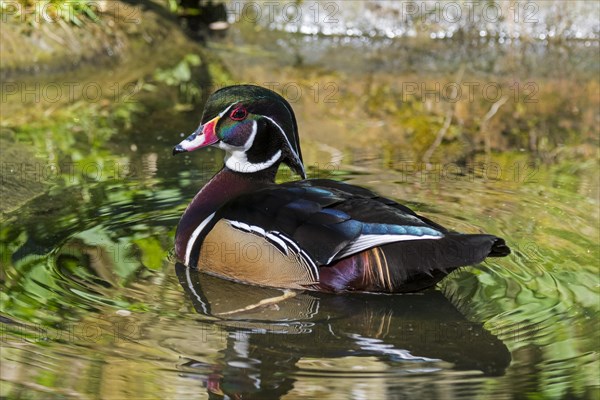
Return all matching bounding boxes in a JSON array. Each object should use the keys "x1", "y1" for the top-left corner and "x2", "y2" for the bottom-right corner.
[
  {"x1": 211, "y1": 179, "x2": 448, "y2": 266},
  {"x1": 200, "y1": 178, "x2": 509, "y2": 292}
]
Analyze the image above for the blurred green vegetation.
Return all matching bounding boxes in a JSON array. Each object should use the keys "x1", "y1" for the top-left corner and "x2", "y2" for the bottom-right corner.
[
  {"x1": 216, "y1": 23, "x2": 599, "y2": 167},
  {"x1": 0, "y1": 1, "x2": 598, "y2": 399},
  {"x1": 0, "y1": 49, "x2": 216, "y2": 321},
  {"x1": 0, "y1": 0, "x2": 99, "y2": 25},
  {"x1": 0, "y1": 0, "x2": 210, "y2": 24}
]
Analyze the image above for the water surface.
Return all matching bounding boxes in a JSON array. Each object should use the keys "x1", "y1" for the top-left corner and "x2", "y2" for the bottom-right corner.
[{"x1": 1, "y1": 24, "x2": 599, "y2": 400}]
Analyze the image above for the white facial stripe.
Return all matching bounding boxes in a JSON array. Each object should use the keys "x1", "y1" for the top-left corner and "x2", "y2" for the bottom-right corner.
[
  {"x1": 185, "y1": 212, "x2": 216, "y2": 266},
  {"x1": 218, "y1": 119, "x2": 257, "y2": 153},
  {"x1": 262, "y1": 116, "x2": 305, "y2": 176},
  {"x1": 219, "y1": 102, "x2": 238, "y2": 118},
  {"x1": 242, "y1": 119, "x2": 258, "y2": 150}
]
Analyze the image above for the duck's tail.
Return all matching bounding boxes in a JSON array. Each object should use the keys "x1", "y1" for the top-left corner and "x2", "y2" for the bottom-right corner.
[
  {"x1": 319, "y1": 233, "x2": 511, "y2": 293},
  {"x1": 487, "y1": 237, "x2": 511, "y2": 257}
]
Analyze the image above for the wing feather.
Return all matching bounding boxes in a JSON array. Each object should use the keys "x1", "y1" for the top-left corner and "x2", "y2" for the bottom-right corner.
[{"x1": 213, "y1": 179, "x2": 446, "y2": 267}]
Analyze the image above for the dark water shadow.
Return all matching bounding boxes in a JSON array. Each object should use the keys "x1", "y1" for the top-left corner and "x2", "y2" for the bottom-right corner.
[{"x1": 176, "y1": 263, "x2": 510, "y2": 398}]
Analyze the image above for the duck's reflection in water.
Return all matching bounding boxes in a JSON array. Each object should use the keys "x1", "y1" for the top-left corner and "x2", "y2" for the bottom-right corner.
[{"x1": 175, "y1": 263, "x2": 510, "y2": 398}]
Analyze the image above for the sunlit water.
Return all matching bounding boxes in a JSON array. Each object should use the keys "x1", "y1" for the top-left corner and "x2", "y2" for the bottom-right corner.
[
  {"x1": 1, "y1": 25, "x2": 599, "y2": 400},
  {"x1": 228, "y1": 0, "x2": 600, "y2": 41}
]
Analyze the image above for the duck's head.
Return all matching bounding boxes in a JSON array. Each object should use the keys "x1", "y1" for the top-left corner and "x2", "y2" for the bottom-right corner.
[{"x1": 173, "y1": 85, "x2": 305, "y2": 178}]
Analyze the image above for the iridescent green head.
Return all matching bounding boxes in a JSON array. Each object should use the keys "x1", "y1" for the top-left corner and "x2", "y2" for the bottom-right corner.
[{"x1": 173, "y1": 85, "x2": 305, "y2": 178}]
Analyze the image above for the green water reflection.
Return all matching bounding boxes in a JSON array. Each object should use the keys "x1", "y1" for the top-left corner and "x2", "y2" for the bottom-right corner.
[{"x1": 1, "y1": 31, "x2": 599, "y2": 400}]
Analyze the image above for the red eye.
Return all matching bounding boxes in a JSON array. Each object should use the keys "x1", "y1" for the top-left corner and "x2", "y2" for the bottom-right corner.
[{"x1": 230, "y1": 106, "x2": 247, "y2": 121}]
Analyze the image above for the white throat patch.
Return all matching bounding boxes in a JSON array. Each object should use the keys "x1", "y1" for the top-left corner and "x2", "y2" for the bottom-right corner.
[
  {"x1": 262, "y1": 116, "x2": 305, "y2": 177},
  {"x1": 218, "y1": 120, "x2": 282, "y2": 173}
]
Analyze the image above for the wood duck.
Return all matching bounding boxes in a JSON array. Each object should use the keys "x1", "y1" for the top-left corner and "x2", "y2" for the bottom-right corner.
[{"x1": 172, "y1": 85, "x2": 510, "y2": 293}]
